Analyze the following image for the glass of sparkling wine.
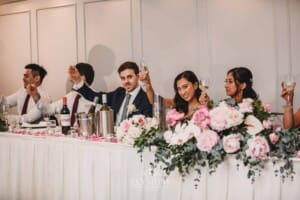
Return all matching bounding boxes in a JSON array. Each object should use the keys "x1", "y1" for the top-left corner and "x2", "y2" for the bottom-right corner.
[
  {"x1": 283, "y1": 74, "x2": 296, "y2": 105},
  {"x1": 139, "y1": 58, "x2": 149, "y2": 76},
  {"x1": 199, "y1": 78, "x2": 210, "y2": 92}
]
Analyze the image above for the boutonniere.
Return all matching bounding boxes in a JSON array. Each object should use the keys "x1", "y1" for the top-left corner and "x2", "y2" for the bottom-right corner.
[{"x1": 128, "y1": 104, "x2": 137, "y2": 114}]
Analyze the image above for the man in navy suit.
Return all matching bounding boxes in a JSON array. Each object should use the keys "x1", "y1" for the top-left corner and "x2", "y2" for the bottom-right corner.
[{"x1": 70, "y1": 61, "x2": 152, "y2": 124}]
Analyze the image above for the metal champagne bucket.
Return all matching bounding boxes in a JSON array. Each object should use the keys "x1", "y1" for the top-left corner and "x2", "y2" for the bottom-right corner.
[
  {"x1": 76, "y1": 112, "x2": 93, "y2": 137},
  {"x1": 96, "y1": 108, "x2": 114, "y2": 137},
  {"x1": 153, "y1": 94, "x2": 167, "y2": 130}
]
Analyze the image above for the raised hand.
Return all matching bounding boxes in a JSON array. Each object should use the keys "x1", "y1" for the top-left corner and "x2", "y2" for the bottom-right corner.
[
  {"x1": 281, "y1": 82, "x2": 295, "y2": 106},
  {"x1": 68, "y1": 65, "x2": 81, "y2": 84},
  {"x1": 139, "y1": 67, "x2": 151, "y2": 86},
  {"x1": 199, "y1": 91, "x2": 210, "y2": 106}
]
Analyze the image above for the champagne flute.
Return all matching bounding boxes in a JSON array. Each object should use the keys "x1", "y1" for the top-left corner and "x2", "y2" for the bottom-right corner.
[
  {"x1": 139, "y1": 58, "x2": 149, "y2": 76},
  {"x1": 282, "y1": 74, "x2": 296, "y2": 105},
  {"x1": 199, "y1": 78, "x2": 210, "y2": 106},
  {"x1": 199, "y1": 78, "x2": 210, "y2": 92}
]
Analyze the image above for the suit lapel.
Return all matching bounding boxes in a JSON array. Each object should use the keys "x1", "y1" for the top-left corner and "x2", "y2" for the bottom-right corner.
[
  {"x1": 132, "y1": 88, "x2": 143, "y2": 107},
  {"x1": 115, "y1": 88, "x2": 126, "y2": 112}
]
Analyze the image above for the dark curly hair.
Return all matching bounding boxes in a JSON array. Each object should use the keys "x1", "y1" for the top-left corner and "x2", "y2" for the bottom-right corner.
[
  {"x1": 227, "y1": 67, "x2": 258, "y2": 100},
  {"x1": 173, "y1": 70, "x2": 201, "y2": 114}
]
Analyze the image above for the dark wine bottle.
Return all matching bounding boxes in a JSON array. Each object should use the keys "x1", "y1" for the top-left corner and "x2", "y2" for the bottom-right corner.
[
  {"x1": 61, "y1": 96, "x2": 70, "y2": 135},
  {"x1": 88, "y1": 96, "x2": 99, "y2": 114},
  {"x1": 100, "y1": 94, "x2": 109, "y2": 111}
]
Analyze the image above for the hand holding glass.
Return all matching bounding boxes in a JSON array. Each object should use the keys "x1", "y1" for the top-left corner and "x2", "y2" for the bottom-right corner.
[
  {"x1": 282, "y1": 75, "x2": 296, "y2": 105},
  {"x1": 199, "y1": 78, "x2": 210, "y2": 92}
]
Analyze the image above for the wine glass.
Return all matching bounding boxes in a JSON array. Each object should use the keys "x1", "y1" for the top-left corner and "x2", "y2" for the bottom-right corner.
[
  {"x1": 199, "y1": 78, "x2": 210, "y2": 106},
  {"x1": 139, "y1": 58, "x2": 149, "y2": 77},
  {"x1": 282, "y1": 74, "x2": 296, "y2": 105},
  {"x1": 199, "y1": 78, "x2": 210, "y2": 92}
]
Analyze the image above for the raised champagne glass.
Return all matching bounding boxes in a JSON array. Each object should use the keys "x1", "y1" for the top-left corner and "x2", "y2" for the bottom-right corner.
[
  {"x1": 282, "y1": 74, "x2": 296, "y2": 105},
  {"x1": 199, "y1": 78, "x2": 210, "y2": 92},
  {"x1": 139, "y1": 58, "x2": 149, "y2": 77},
  {"x1": 199, "y1": 78, "x2": 210, "y2": 106}
]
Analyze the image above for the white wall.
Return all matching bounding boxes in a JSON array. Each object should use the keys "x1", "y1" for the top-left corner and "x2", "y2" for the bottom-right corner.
[{"x1": 0, "y1": 0, "x2": 299, "y2": 112}]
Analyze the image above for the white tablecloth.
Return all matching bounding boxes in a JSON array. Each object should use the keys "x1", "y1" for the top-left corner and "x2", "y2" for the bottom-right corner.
[{"x1": 0, "y1": 132, "x2": 299, "y2": 200}]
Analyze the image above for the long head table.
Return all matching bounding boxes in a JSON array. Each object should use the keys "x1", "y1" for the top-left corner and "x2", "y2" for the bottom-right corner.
[{"x1": 0, "y1": 132, "x2": 299, "y2": 200}]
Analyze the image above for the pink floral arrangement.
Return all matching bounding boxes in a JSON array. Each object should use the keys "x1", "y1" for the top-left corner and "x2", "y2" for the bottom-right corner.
[
  {"x1": 132, "y1": 98, "x2": 300, "y2": 182},
  {"x1": 209, "y1": 101, "x2": 244, "y2": 131},
  {"x1": 246, "y1": 136, "x2": 270, "y2": 160},
  {"x1": 116, "y1": 115, "x2": 159, "y2": 145},
  {"x1": 196, "y1": 129, "x2": 219, "y2": 153},
  {"x1": 191, "y1": 106, "x2": 210, "y2": 129},
  {"x1": 222, "y1": 134, "x2": 241, "y2": 153},
  {"x1": 166, "y1": 108, "x2": 184, "y2": 127}
]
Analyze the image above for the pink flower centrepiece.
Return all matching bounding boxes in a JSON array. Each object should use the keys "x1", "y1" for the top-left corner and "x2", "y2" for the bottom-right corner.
[
  {"x1": 262, "y1": 120, "x2": 272, "y2": 129},
  {"x1": 246, "y1": 136, "x2": 270, "y2": 160},
  {"x1": 191, "y1": 106, "x2": 210, "y2": 129},
  {"x1": 209, "y1": 102, "x2": 243, "y2": 131},
  {"x1": 166, "y1": 109, "x2": 185, "y2": 127},
  {"x1": 196, "y1": 129, "x2": 219, "y2": 153},
  {"x1": 297, "y1": 151, "x2": 300, "y2": 158},
  {"x1": 269, "y1": 133, "x2": 279, "y2": 144},
  {"x1": 132, "y1": 115, "x2": 146, "y2": 126},
  {"x1": 119, "y1": 119, "x2": 131, "y2": 133},
  {"x1": 222, "y1": 134, "x2": 241, "y2": 153},
  {"x1": 261, "y1": 102, "x2": 271, "y2": 113}
]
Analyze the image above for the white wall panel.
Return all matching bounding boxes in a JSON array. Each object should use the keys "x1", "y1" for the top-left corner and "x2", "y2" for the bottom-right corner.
[
  {"x1": 37, "y1": 5, "x2": 77, "y2": 101},
  {"x1": 0, "y1": 0, "x2": 299, "y2": 113},
  {"x1": 207, "y1": 0, "x2": 278, "y2": 109},
  {"x1": 289, "y1": 0, "x2": 300, "y2": 109},
  {"x1": 142, "y1": 0, "x2": 200, "y2": 98},
  {"x1": 0, "y1": 11, "x2": 31, "y2": 95},
  {"x1": 84, "y1": 0, "x2": 132, "y2": 92}
]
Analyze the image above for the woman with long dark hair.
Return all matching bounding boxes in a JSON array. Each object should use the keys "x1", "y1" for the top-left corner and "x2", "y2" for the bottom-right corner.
[
  {"x1": 224, "y1": 67, "x2": 258, "y2": 103},
  {"x1": 141, "y1": 70, "x2": 207, "y2": 118},
  {"x1": 172, "y1": 70, "x2": 202, "y2": 117}
]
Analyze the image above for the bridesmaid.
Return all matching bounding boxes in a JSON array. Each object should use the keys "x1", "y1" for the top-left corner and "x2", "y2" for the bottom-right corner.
[
  {"x1": 224, "y1": 67, "x2": 258, "y2": 103},
  {"x1": 140, "y1": 70, "x2": 208, "y2": 119}
]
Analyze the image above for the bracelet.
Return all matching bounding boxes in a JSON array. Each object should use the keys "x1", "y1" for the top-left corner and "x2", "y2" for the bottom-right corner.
[{"x1": 284, "y1": 104, "x2": 293, "y2": 109}]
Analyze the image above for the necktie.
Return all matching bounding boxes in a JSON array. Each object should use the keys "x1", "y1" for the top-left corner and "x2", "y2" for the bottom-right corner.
[
  {"x1": 21, "y1": 94, "x2": 30, "y2": 115},
  {"x1": 120, "y1": 93, "x2": 131, "y2": 123},
  {"x1": 71, "y1": 94, "x2": 81, "y2": 126}
]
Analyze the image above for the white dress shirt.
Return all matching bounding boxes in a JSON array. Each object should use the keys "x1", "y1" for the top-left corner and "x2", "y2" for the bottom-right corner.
[
  {"x1": 116, "y1": 86, "x2": 141, "y2": 125},
  {"x1": 46, "y1": 91, "x2": 97, "y2": 115},
  {"x1": 29, "y1": 90, "x2": 99, "y2": 122},
  {"x1": 3, "y1": 86, "x2": 51, "y2": 123}
]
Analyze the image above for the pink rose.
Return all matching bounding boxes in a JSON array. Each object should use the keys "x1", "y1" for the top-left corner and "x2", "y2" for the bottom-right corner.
[
  {"x1": 131, "y1": 115, "x2": 146, "y2": 126},
  {"x1": 137, "y1": 116, "x2": 145, "y2": 126},
  {"x1": 263, "y1": 120, "x2": 272, "y2": 129},
  {"x1": 209, "y1": 106, "x2": 228, "y2": 131},
  {"x1": 246, "y1": 136, "x2": 270, "y2": 160},
  {"x1": 196, "y1": 129, "x2": 219, "y2": 153},
  {"x1": 166, "y1": 109, "x2": 184, "y2": 127},
  {"x1": 269, "y1": 133, "x2": 279, "y2": 144},
  {"x1": 223, "y1": 134, "x2": 241, "y2": 153},
  {"x1": 297, "y1": 151, "x2": 300, "y2": 158},
  {"x1": 261, "y1": 102, "x2": 271, "y2": 113},
  {"x1": 120, "y1": 120, "x2": 131, "y2": 133},
  {"x1": 191, "y1": 106, "x2": 210, "y2": 129}
]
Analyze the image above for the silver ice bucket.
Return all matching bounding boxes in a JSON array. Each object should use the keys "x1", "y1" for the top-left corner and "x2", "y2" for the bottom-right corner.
[
  {"x1": 96, "y1": 109, "x2": 114, "y2": 138},
  {"x1": 76, "y1": 112, "x2": 93, "y2": 137}
]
